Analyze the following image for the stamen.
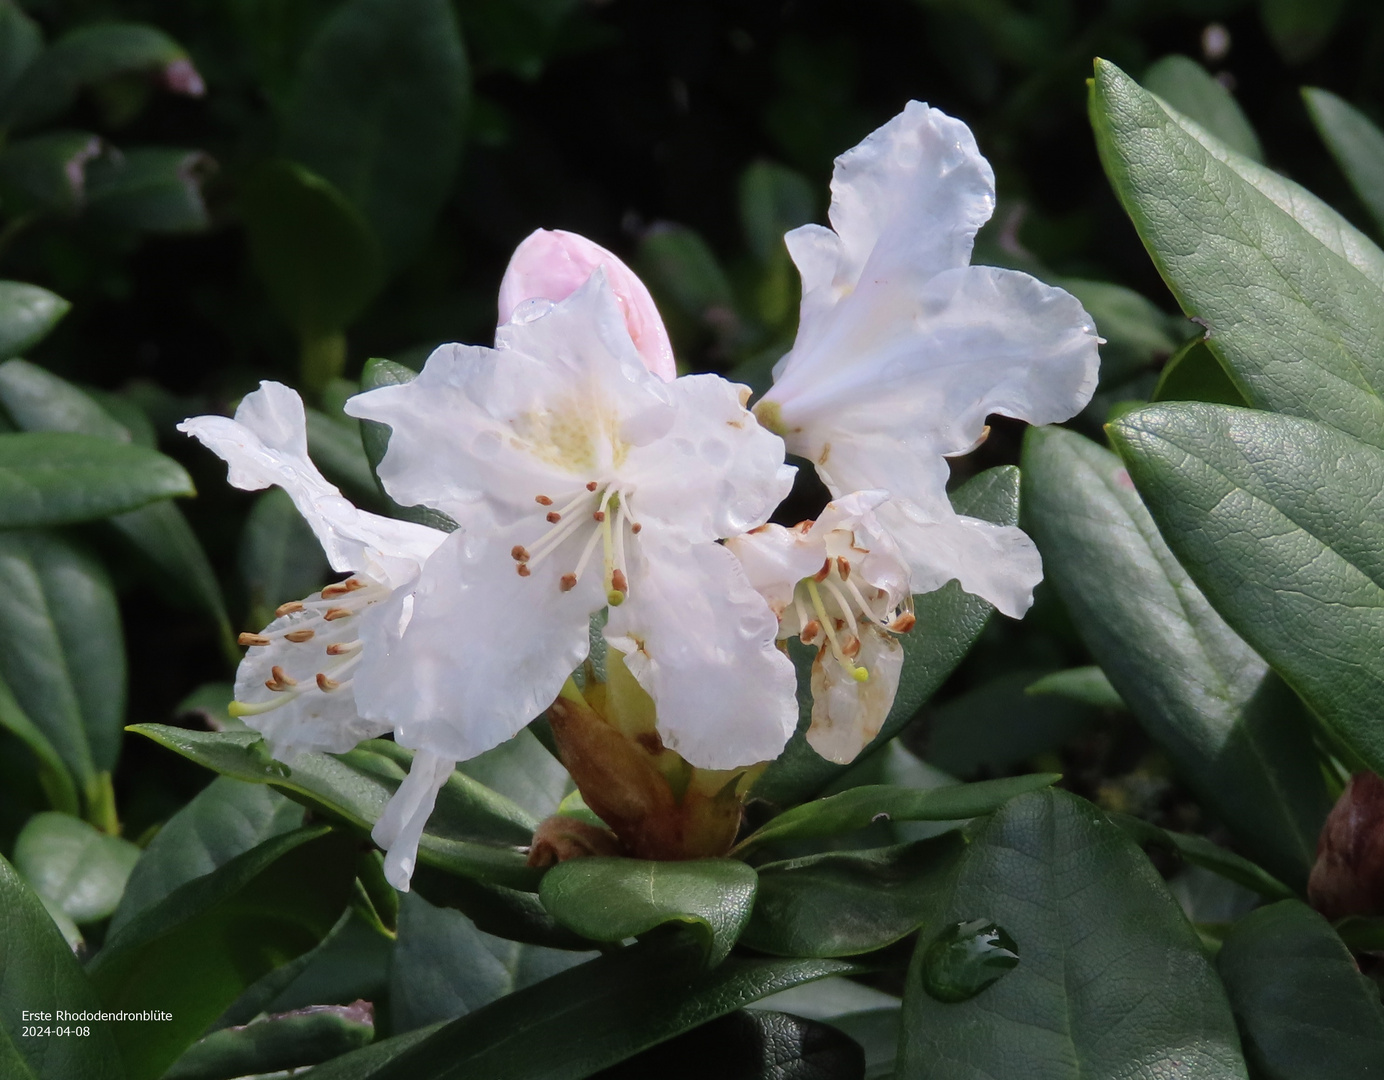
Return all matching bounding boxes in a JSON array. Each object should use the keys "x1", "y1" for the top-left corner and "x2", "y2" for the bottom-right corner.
[
  {"x1": 316, "y1": 673, "x2": 341, "y2": 691},
  {"x1": 845, "y1": 577, "x2": 889, "y2": 626},
  {"x1": 265, "y1": 665, "x2": 298, "y2": 691},
  {"x1": 517, "y1": 565, "x2": 531, "y2": 577},
  {"x1": 535, "y1": 495, "x2": 553, "y2": 505},
  {"x1": 836, "y1": 556, "x2": 850, "y2": 580},
  {"x1": 822, "y1": 578, "x2": 859, "y2": 637},
  {"x1": 801, "y1": 618, "x2": 821, "y2": 645},
  {"x1": 890, "y1": 612, "x2": 917, "y2": 633},
  {"x1": 546, "y1": 511, "x2": 562, "y2": 524},
  {"x1": 560, "y1": 573, "x2": 578, "y2": 592},
  {"x1": 321, "y1": 578, "x2": 365, "y2": 599},
  {"x1": 511, "y1": 545, "x2": 530, "y2": 562},
  {"x1": 805, "y1": 579, "x2": 868, "y2": 682},
  {"x1": 526, "y1": 489, "x2": 596, "y2": 566},
  {"x1": 813, "y1": 558, "x2": 831, "y2": 582},
  {"x1": 793, "y1": 592, "x2": 813, "y2": 639},
  {"x1": 323, "y1": 607, "x2": 352, "y2": 621},
  {"x1": 612, "y1": 496, "x2": 630, "y2": 602},
  {"x1": 239, "y1": 632, "x2": 271, "y2": 647},
  {"x1": 586, "y1": 481, "x2": 598, "y2": 491},
  {"x1": 275, "y1": 600, "x2": 304, "y2": 617},
  {"x1": 592, "y1": 510, "x2": 605, "y2": 522},
  {"x1": 285, "y1": 629, "x2": 315, "y2": 643},
  {"x1": 631, "y1": 522, "x2": 642, "y2": 534},
  {"x1": 611, "y1": 568, "x2": 628, "y2": 594},
  {"x1": 326, "y1": 641, "x2": 362, "y2": 656},
  {"x1": 570, "y1": 512, "x2": 606, "y2": 582}
]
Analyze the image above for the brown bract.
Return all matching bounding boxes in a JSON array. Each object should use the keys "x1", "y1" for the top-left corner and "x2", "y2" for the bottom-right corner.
[{"x1": 1309, "y1": 771, "x2": 1384, "y2": 920}]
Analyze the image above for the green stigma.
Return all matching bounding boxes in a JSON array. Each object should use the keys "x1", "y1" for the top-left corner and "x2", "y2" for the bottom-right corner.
[
  {"x1": 851, "y1": 666, "x2": 870, "y2": 683},
  {"x1": 607, "y1": 588, "x2": 626, "y2": 607}
]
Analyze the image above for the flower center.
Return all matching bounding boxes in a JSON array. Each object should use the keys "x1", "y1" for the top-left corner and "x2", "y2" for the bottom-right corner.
[
  {"x1": 510, "y1": 482, "x2": 640, "y2": 606},
  {"x1": 792, "y1": 554, "x2": 914, "y2": 682}
]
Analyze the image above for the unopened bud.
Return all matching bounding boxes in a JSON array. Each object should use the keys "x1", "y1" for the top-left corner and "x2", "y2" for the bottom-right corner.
[{"x1": 1309, "y1": 771, "x2": 1384, "y2": 920}]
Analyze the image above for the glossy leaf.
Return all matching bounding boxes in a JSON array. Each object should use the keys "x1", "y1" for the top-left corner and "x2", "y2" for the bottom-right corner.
[
  {"x1": 305, "y1": 405, "x2": 379, "y2": 508},
  {"x1": 742, "y1": 835, "x2": 965, "y2": 958},
  {"x1": 458, "y1": 728, "x2": 570, "y2": 821},
  {"x1": 0, "y1": 131, "x2": 102, "y2": 213},
  {"x1": 165, "y1": 1002, "x2": 374, "y2": 1080},
  {"x1": 12, "y1": 811, "x2": 139, "y2": 924},
  {"x1": 0, "y1": 530, "x2": 126, "y2": 788},
  {"x1": 1023, "y1": 425, "x2": 1332, "y2": 886},
  {"x1": 735, "y1": 774, "x2": 1058, "y2": 855},
  {"x1": 130, "y1": 725, "x2": 541, "y2": 891},
  {"x1": 1090, "y1": 59, "x2": 1384, "y2": 449},
  {"x1": 754, "y1": 466, "x2": 1020, "y2": 805},
  {"x1": 540, "y1": 858, "x2": 758, "y2": 965},
  {"x1": 239, "y1": 486, "x2": 331, "y2": 630},
  {"x1": 279, "y1": 1025, "x2": 444, "y2": 1080},
  {"x1": 1143, "y1": 55, "x2": 1262, "y2": 162},
  {"x1": 0, "y1": 671, "x2": 77, "y2": 815},
  {"x1": 84, "y1": 149, "x2": 212, "y2": 233},
  {"x1": 1057, "y1": 277, "x2": 1180, "y2": 387},
  {"x1": 0, "y1": 854, "x2": 124, "y2": 1080},
  {"x1": 0, "y1": 1, "x2": 41, "y2": 104},
  {"x1": 1218, "y1": 901, "x2": 1384, "y2": 1077},
  {"x1": 0, "y1": 432, "x2": 193, "y2": 526},
  {"x1": 87, "y1": 826, "x2": 356, "y2": 1080},
  {"x1": 0, "y1": 282, "x2": 68, "y2": 360},
  {"x1": 899, "y1": 789, "x2": 1249, "y2": 1079},
  {"x1": 1303, "y1": 87, "x2": 1384, "y2": 238},
  {"x1": 1110, "y1": 813, "x2": 1295, "y2": 901},
  {"x1": 356, "y1": 932, "x2": 859, "y2": 1080},
  {"x1": 410, "y1": 868, "x2": 595, "y2": 951},
  {"x1": 283, "y1": 0, "x2": 469, "y2": 268},
  {"x1": 1025, "y1": 666, "x2": 1126, "y2": 710},
  {"x1": 1109, "y1": 404, "x2": 1384, "y2": 779},
  {"x1": 110, "y1": 777, "x2": 304, "y2": 936}
]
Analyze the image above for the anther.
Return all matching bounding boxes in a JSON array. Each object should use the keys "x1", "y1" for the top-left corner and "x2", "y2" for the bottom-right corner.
[
  {"x1": 321, "y1": 578, "x2": 365, "y2": 599},
  {"x1": 611, "y1": 568, "x2": 628, "y2": 594},
  {"x1": 316, "y1": 673, "x2": 341, "y2": 692},
  {"x1": 890, "y1": 612, "x2": 917, "y2": 633},
  {"x1": 511, "y1": 545, "x2": 530, "y2": 562},
  {"x1": 546, "y1": 511, "x2": 562, "y2": 524},
  {"x1": 586, "y1": 481, "x2": 598, "y2": 491},
  {"x1": 265, "y1": 665, "x2": 297, "y2": 691},
  {"x1": 275, "y1": 601, "x2": 304, "y2": 617},
  {"x1": 836, "y1": 557, "x2": 850, "y2": 579},
  {"x1": 631, "y1": 523, "x2": 642, "y2": 534},
  {"x1": 593, "y1": 510, "x2": 606, "y2": 522},
  {"x1": 535, "y1": 495, "x2": 553, "y2": 505},
  {"x1": 517, "y1": 565, "x2": 532, "y2": 577},
  {"x1": 813, "y1": 558, "x2": 831, "y2": 582},
  {"x1": 326, "y1": 642, "x2": 353, "y2": 655},
  {"x1": 285, "y1": 629, "x2": 315, "y2": 643},
  {"x1": 560, "y1": 573, "x2": 578, "y2": 592},
  {"x1": 842, "y1": 634, "x2": 861, "y2": 659},
  {"x1": 239, "y1": 632, "x2": 271, "y2": 647},
  {"x1": 801, "y1": 619, "x2": 821, "y2": 644},
  {"x1": 323, "y1": 607, "x2": 352, "y2": 621}
]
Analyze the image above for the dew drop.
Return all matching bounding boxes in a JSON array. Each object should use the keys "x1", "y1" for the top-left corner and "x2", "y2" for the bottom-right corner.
[{"x1": 920, "y1": 919, "x2": 1019, "y2": 1003}]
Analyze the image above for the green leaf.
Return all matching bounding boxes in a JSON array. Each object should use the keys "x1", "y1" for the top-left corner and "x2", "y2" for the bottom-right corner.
[
  {"x1": 0, "y1": 854, "x2": 125, "y2": 1080},
  {"x1": 87, "y1": 826, "x2": 356, "y2": 1080},
  {"x1": 349, "y1": 932, "x2": 859, "y2": 1080},
  {"x1": 540, "y1": 858, "x2": 757, "y2": 966},
  {"x1": 305, "y1": 405, "x2": 379, "y2": 508},
  {"x1": 1152, "y1": 338, "x2": 1248, "y2": 406},
  {"x1": 1109, "y1": 813, "x2": 1295, "y2": 902},
  {"x1": 274, "y1": 1025, "x2": 443, "y2": 1080},
  {"x1": 1142, "y1": 55, "x2": 1263, "y2": 163},
  {"x1": 0, "y1": 431, "x2": 193, "y2": 526},
  {"x1": 390, "y1": 891, "x2": 595, "y2": 1032},
  {"x1": 0, "y1": 131, "x2": 102, "y2": 214},
  {"x1": 1218, "y1": 901, "x2": 1384, "y2": 1077},
  {"x1": 1090, "y1": 59, "x2": 1384, "y2": 449},
  {"x1": 458, "y1": 727, "x2": 569, "y2": 821},
  {"x1": 3, "y1": 22, "x2": 201, "y2": 130},
  {"x1": 1023, "y1": 425, "x2": 1332, "y2": 887},
  {"x1": 0, "y1": 1, "x2": 41, "y2": 104},
  {"x1": 0, "y1": 671, "x2": 77, "y2": 815},
  {"x1": 1109, "y1": 403, "x2": 1384, "y2": 780},
  {"x1": 238, "y1": 486, "x2": 330, "y2": 630},
  {"x1": 0, "y1": 358, "x2": 128, "y2": 440},
  {"x1": 1261, "y1": 0, "x2": 1347, "y2": 65},
  {"x1": 0, "y1": 530, "x2": 125, "y2": 789},
  {"x1": 1025, "y1": 666, "x2": 1126, "y2": 709},
  {"x1": 742, "y1": 835, "x2": 966, "y2": 958},
  {"x1": 636, "y1": 223, "x2": 735, "y2": 346},
  {"x1": 1302, "y1": 87, "x2": 1384, "y2": 238},
  {"x1": 0, "y1": 283, "x2": 68, "y2": 360},
  {"x1": 357, "y1": 358, "x2": 457, "y2": 532},
  {"x1": 12, "y1": 811, "x2": 139, "y2": 924},
  {"x1": 410, "y1": 868, "x2": 592, "y2": 950},
  {"x1": 753, "y1": 465, "x2": 1020, "y2": 805},
  {"x1": 899, "y1": 789, "x2": 1249, "y2": 1079},
  {"x1": 240, "y1": 159, "x2": 383, "y2": 341},
  {"x1": 110, "y1": 777, "x2": 304, "y2": 937},
  {"x1": 735, "y1": 774, "x2": 1058, "y2": 856},
  {"x1": 164, "y1": 1002, "x2": 374, "y2": 1080},
  {"x1": 129, "y1": 726, "x2": 541, "y2": 891},
  {"x1": 283, "y1": 0, "x2": 469, "y2": 269},
  {"x1": 738, "y1": 160, "x2": 816, "y2": 264},
  {"x1": 1056, "y1": 277, "x2": 1180, "y2": 386},
  {"x1": 84, "y1": 149, "x2": 212, "y2": 234}
]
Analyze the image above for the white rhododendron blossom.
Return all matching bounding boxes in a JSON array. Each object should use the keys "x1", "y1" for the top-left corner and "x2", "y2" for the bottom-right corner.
[
  {"x1": 755, "y1": 101, "x2": 1101, "y2": 618},
  {"x1": 178, "y1": 382, "x2": 447, "y2": 760},
  {"x1": 725, "y1": 491, "x2": 914, "y2": 764},
  {"x1": 344, "y1": 268, "x2": 799, "y2": 774}
]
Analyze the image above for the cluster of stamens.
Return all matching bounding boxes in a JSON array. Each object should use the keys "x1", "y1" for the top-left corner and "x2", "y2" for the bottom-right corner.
[
  {"x1": 231, "y1": 575, "x2": 385, "y2": 717},
  {"x1": 510, "y1": 482, "x2": 640, "y2": 607},
  {"x1": 793, "y1": 553, "x2": 915, "y2": 683}
]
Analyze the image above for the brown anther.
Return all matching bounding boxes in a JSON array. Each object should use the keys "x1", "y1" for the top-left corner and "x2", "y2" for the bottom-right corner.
[
  {"x1": 586, "y1": 481, "x2": 599, "y2": 491},
  {"x1": 593, "y1": 510, "x2": 606, "y2": 522},
  {"x1": 611, "y1": 568, "x2": 628, "y2": 593},
  {"x1": 890, "y1": 612, "x2": 917, "y2": 633},
  {"x1": 631, "y1": 522, "x2": 642, "y2": 534},
  {"x1": 801, "y1": 619, "x2": 821, "y2": 644},
  {"x1": 546, "y1": 511, "x2": 562, "y2": 524},
  {"x1": 238, "y1": 632, "x2": 271, "y2": 647},
  {"x1": 836, "y1": 556, "x2": 850, "y2": 579},
  {"x1": 560, "y1": 573, "x2": 578, "y2": 592},
  {"x1": 794, "y1": 519, "x2": 813, "y2": 532},
  {"x1": 517, "y1": 565, "x2": 532, "y2": 577},
  {"x1": 813, "y1": 558, "x2": 832, "y2": 582},
  {"x1": 315, "y1": 673, "x2": 340, "y2": 692},
  {"x1": 323, "y1": 607, "x2": 351, "y2": 621},
  {"x1": 275, "y1": 601, "x2": 304, "y2": 617},
  {"x1": 834, "y1": 618, "x2": 846, "y2": 631},
  {"x1": 326, "y1": 643, "x2": 353, "y2": 655},
  {"x1": 842, "y1": 634, "x2": 862, "y2": 659},
  {"x1": 265, "y1": 665, "x2": 297, "y2": 691},
  {"x1": 321, "y1": 578, "x2": 365, "y2": 599},
  {"x1": 535, "y1": 494, "x2": 553, "y2": 506},
  {"x1": 511, "y1": 545, "x2": 530, "y2": 562},
  {"x1": 284, "y1": 629, "x2": 315, "y2": 643}
]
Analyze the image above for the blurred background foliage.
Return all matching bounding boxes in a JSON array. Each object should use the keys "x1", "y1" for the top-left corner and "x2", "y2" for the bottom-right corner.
[{"x1": 3, "y1": 0, "x2": 1383, "y2": 904}]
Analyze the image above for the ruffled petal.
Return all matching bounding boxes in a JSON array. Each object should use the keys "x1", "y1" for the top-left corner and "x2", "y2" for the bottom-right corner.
[
  {"x1": 605, "y1": 535, "x2": 797, "y2": 770},
  {"x1": 372, "y1": 749, "x2": 456, "y2": 891},
  {"x1": 346, "y1": 272, "x2": 676, "y2": 526},
  {"x1": 352, "y1": 518, "x2": 604, "y2": 761},
  {"x1": 498, "y1": 229, "x2": 676, "y2": 382},
  {"x1": 806, "y1": 626, "x2": 903, "y2": 764},
  {"x1": 721, "y1": 522, "x2": 821, "y2": 620},
  {"x1": 619, "y1": 373, "x2": 795, "y2": 544},
  {"x1": 179, "y1": 381, "x2": 444, "y2": 588}
]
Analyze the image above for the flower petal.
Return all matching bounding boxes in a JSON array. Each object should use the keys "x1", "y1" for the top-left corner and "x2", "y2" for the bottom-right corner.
[
  {"x1": 353, "y1": 519, "x2": 605, "y2": 762},
  {"x1": 605, "y1": 535, "x2": 797, "y2": 770},
  {"x1": 372, "y1": 749, "x2": 456, "y2": 891},
  {"x1": 806, "y1": 626, "x2": 903, "y2": 764},
  {"x1": 722, "y1": 522, "x2": 820, "y2": 620},
  {"x1": 498, "y1": 228, "x2": 677, "y2": 382},
  {"x1": 179, "y1": 381, "x2": 444, "y2": 588},
  {"x1": 619, "y1": 373, "x2": 795, "y2": 544}
]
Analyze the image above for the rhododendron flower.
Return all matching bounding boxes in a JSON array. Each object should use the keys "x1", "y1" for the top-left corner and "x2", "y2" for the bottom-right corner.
[
  {"x1": 498, "y1": 228, "x2": 677, "y2": 381},
  {"x1": 344, "y1": 268, "x2": 798, "y2": 782},
  {"x1": 726, "y1": 491, "x2": 913, "y2": 763},
  {"x1": 754, "y1": 102, "x2": 1100, "y2": 618},
  {"x1": 178, "y1": 382, "x2": 446, "y2": 759}
]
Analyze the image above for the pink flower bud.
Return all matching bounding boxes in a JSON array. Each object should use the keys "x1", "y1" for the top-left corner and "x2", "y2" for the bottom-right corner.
[{"x1": 498, "y1": 228, "x2": 676, "y2": 381}]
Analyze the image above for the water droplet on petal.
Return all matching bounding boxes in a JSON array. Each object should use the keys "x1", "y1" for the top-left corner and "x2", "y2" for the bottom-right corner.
[{"x1": 920, "y1": 919, "x2": 1019, "y2": 1003}]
